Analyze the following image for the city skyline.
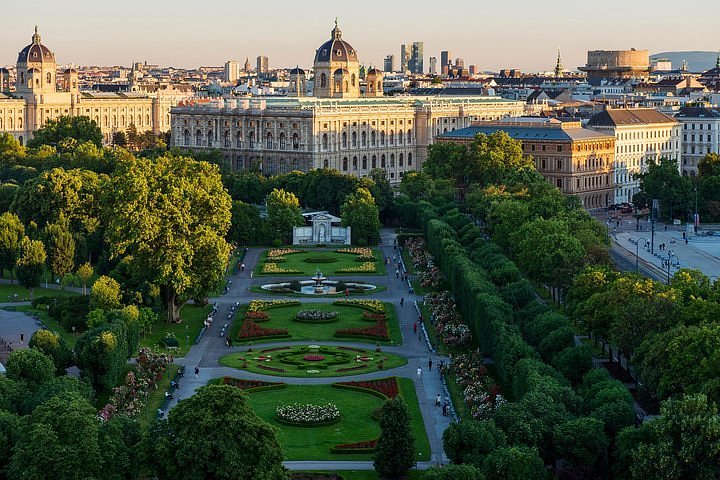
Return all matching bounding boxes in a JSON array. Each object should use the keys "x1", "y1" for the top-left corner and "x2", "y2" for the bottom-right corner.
[{"x1": 3, "y1": 0, "x2": 719, "y2": 73}]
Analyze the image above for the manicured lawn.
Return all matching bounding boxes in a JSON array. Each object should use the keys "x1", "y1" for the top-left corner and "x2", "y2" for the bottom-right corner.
[
  {"x1": 244, "y1": 379, "x2": 430, "y2": 461},
  {"x1": 138, "y1": 304, "x2": 212, "y2": 357},
  {"x1": 140, "y1": 364, "x2": 180, "y2": 427},
  {"x1": 0, "y1": 283, "x2": 79, "y2": 301},
  {"x1": 229, "y1": 301, "x2": 402, "y2": 345},
  {"x1": 249, "y1": 285, "x2": 387, "y2": 297},
  {"x1": 14, "y1": 305, "x2": 78, "y2": 348},
  {"x1": 296, "y1": 472, "x2": 423, "y2": 480},
  {"x1": 255, "y1": 248, "x2": 386, "y2": 276},
  {"x1": 219, "y1": 345, "x2": 407, "y2": 378}
]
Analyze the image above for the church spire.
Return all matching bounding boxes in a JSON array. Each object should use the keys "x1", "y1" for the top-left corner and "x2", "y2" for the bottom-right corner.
[
  {"x1": 554, "y1": 48, "x2": 563, "y2": 77},
  {"x1": 716, "y1": 50, "x2": 720, "y2": 69},
  {"x1": 32, "y1": 25, "x2": 41, "y2": 45},
  {"x1": 331, "y1": 19, "x2": 342, "y2": 40}
]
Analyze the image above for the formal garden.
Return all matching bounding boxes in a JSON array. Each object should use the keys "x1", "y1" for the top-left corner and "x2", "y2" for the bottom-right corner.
[
  {"x1": 229, "y1": 299, "x2": 402, "y2": 344},
  {"x1": 219, "y1": 344, "x2": 406, "y2": 377},
  {"x1": 256, "y1": 247, "x2": 386, "y2": 276},
  {"x1": 214, "y1": 376, "x2": 430, "y2": 462}
]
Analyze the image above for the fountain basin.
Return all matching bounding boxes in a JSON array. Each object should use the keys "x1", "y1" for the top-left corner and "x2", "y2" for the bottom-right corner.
[{"x1": 261, "y1": 280, "x2": 376, "y2": 295}]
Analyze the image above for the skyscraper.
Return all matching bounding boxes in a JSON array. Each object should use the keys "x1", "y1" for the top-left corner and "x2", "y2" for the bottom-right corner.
[
  {"x1": 400, "y1": 44, "x2": 410, "y2": 72},
  {"x1": 384, "y1": 54, "x2": 396, "y2": 73},
  {"x1": 224, "y1": 60, "x2": 239, "y2": 83},
  {"x1": 409, "y1": 42, "x2": 424, "y2": 74},
  {"x1": 257, "y1": 55, "x2": 269, "y2": 75},
  {"x1": 429, "y1": 57, "x2": 437, "y2": 75},
  {"x1": 440, "y1": 51, "x2": 452, "y2": 73}
]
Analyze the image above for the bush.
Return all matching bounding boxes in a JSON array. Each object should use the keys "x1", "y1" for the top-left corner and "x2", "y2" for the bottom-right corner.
[
  {"x1": 289, "y1": 280, "x2": 302, "y2": 292},
  {"x1": 159, "y1": 337, "x2": 179, "y2": 348},
  {"x1": 356, "y1": 238, "x2": 368, "y2": 247},
  {"x1": 303, "y1": 255, "x2": 338, "y2": 263},
  {"x1": 335, "y1": 281, "x2": 347, "y2": 292},
  {"x1": 48, "y1": 296, "x2": 90, "y2": 332},
  {"x1": 271, "y1": 239, "x2": 282, "y2": 247}
]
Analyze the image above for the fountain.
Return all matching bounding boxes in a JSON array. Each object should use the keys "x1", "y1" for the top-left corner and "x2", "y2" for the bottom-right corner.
[
  {"x1": 313, "y1": 269, "x2": 326, "y2": 294},
  {"x1": 261, "y1": 270, "x2": 377, "y2": 295}
]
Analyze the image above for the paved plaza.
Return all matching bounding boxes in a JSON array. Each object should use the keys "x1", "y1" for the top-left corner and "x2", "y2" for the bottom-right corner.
[{"x1": 166, "y1": 229, "x2": 451, "y2": 469}]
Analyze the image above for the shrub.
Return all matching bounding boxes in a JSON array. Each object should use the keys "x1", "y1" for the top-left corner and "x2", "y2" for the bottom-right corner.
[
  {"x1": 356, "y1": 238, "x2": 368, "y2": 247},
  {"x1": 159, "y1": 337, "x2": 179, "y2": 348},
  {"x1": 271, "y1": 239, "x2": 282, "y2": 247},
  {"x1": 303, "y1": 255, "x2": 338, "y2": 263},
  {"x1": 295, "y1": 310, "x2": 338, "y2": 323},
  {"x1": 276, "y1": 403, "x2": 340, "y2": 426},
  {"x1": 48, "y1": 296, "x2": 90, "y2": 332},
  {"x1": 289, "y1": 280, "x2": 302, "y2": 292}
]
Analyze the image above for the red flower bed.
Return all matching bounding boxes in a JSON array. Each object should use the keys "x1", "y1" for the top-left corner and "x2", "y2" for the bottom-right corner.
[
  {"x1": 335, "y1": 439, "x2": 377, "y2": 450},
  {"x1": 362, "y1": 311, "x2": 387, "y2": 320},
  {"x1": 221, "y1": 377, "x2": 283, "y2": 390},
  {"x1": 303, "y1": 354, "x2": 325, "y2": 362},
  {"x1": 257, "y1": 364, "x2": 285, "y2": 373},
  {"x1": 335, "y1": 320, "x2": 389, "y2": 340},
  {"x1": 337, "y1": 378, "x2": 399, "y2": 398},
  {"x1": 336, "y1": 364, "x2": 368, "y2": 373},
  {"x1": 245, "y1": 311, "x2": 269, "y2": 321},
  {"x1": 238, "y1": 320, "x2": 289, "y2": 339}
]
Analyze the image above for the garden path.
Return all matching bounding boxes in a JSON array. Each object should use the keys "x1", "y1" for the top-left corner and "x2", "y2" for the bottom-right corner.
[{"x1": 167, "y1": 229, "x2": 452, "y2": 468}]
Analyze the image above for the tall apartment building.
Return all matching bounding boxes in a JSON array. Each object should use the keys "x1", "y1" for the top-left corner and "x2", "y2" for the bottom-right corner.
[
  {"x1": 675, "y1": 106, "x2": 720, "y2": 176},
  {"x1": 437, "y1": 117, "x2": 616, "y2": 209},
  {"x1": 410, "y1": 42, "x2": 424, "y2": 74},
  {"x1": 400, "y1": 44, "x2": 410, "y2": 72},
  {"x1": 256, "y1": 56, "x2": 269, "y2": 75},
  {"x1": 429, "y1": 57, "x2": 437, "y2": 75},
  {"x1": 224, "y1": 60, "x2": 239, "y2": 83},
  {"x1": 587, "y1": 108, "x2": 681, "y2": 204},
  {"x1": 440, "y1": 51, "x2": 452, "y2": 74},
  {"x1": 384, "y1": 54, "x2": 396, "y2": 73}
]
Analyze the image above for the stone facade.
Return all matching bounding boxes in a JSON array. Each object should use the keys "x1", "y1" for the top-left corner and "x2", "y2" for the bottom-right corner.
[
  {"x1": 293, "y1": 213, "x2": 350, "y2": 245},
  {"x1": 675, "y1": 106, "x2": 720, "y2": 176}
]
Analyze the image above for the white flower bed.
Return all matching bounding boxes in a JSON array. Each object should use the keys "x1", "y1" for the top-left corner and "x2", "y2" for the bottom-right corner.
[{"x1": 276, "y1": 402, "x2": 340, "y2": 424}]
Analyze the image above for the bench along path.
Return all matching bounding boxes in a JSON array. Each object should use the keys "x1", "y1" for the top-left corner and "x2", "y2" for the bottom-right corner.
[{"x1": 167, "y1": 230, "x2": 452, "y2": 469}]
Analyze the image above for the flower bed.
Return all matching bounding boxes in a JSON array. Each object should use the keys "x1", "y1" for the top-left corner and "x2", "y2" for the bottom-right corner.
[
  {"x1": 295, "y1": 310, "x2": 339, "y2": 323},
  {"x1": 330, "y1": 438, "x2": 378, "y2": 454},
  {"x1": 335, "y1": 262, "x2": 376, "y2": 274},
  {"x1": 361, "y1": 311, "x2": 387, "y2": 322},
  {"x1": 238, "y1": 320, "x2": 290, "y2": 340},
  {"x1": 425, "y1": 291, "x2": 472, "y2": 348},
  {"x1": 303, "y1": 354, "x2": 326, "y2": 362},
  {"x1": 335, "y1": 319, "x2": 389, "y2": 340},
  {"x1": 336, "y1": 247, "x2": 374, "y2": 257},
  {"x1": 221, "y1": 377, "x2": 287, "y2": 392},
  {"x1": 302, "y1": 255, "x2": 338, "y2": 264},
  {"x1": 355, "y1": 254, "x2": 377, "y2": 262},
  {"x1": 405, "y1": 237, "x2": 444, "y2": 289},
  {"x1": 247, "y1": 299, "x2": 300, "y2": 312},
  {"x1": 334, "y1": 378, "x2": 399, "y2": 399},
  {"x1": 245, "y1": 311, "x2": 269, "y2": 322},
  {"x1": 451, "y1": 352, "x2": 505, "y2": 420},
  {"x1": 261, "y1": 263, "x2": 303, "y2": 274},
  {"x1": 333, "y1": 299, "x2": 385, "y2": 313},
  {"x1": 276, "y1": 402, "x2": 341, "y2": 426},
  {"x1": 268, "y1": 248, "x2": 302, "y2": 258}
]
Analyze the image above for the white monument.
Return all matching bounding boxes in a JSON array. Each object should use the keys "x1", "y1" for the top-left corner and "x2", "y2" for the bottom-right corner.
[{"x1": 293, "y1": 212, "x2": 351, "y2": 245}]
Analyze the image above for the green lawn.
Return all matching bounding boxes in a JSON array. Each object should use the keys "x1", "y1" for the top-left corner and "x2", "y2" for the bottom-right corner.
[
  {"x1": 255, "y1": 248, "x2": 386, "y2": 276},
  {"x1": 138, "y1": 304, "x2": 212, "y2": 357},
  {"x1": 245, "y1": 379, "x2": 430, "y2": 461},
  {"x1": 219, "y1": 345, "x2": 407, "y2": 377},
  {"x1": 249, "y1": 285, "x2": 387, "y2": 297},
  {"x1": 229, "y1": 301, "x2": 402, "y2": 345},
  {"x1": 296, "y1": 471, "x2": 423, "y2": 480},
  {"x1": 14, "y1": 305, "x2": 79, "y2": 348},
  {"x1": 0, "y1": 283, "x2": 79, "y2": 301}
]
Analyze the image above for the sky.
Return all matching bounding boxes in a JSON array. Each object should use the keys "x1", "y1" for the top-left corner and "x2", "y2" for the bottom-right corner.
[{"x1": 3, "y1": 0, "x2": 719, "y2": 73}]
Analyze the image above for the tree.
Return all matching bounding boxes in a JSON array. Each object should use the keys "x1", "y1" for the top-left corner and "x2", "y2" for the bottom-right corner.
[
  {"x1": 104, "y1": 154, "x2": 231, "y2": 322},
  {"x1": 145, "y1": 385, "x2": 287, "y2": 480},
  {"x1": 341, "y1": 187, "x2": 381, "y2": 245},
  {"x1": 15, "y1": 237, "x2": 46, "y2": 299},
  {"x1": 75, "y1": 322, "x2": 129, "y2": 393},
  {"x1": 76, "y1": 261, "x2": 93, "y2": 295},
  {"x1": 634, "y1": 158, "x2": 692, "y2": 221},
  {"x1": 480, "y1": 446, "x2": 547, "y2": 480},
  {"x1": 400, "y1": 171, "x2": 434, "y2": 200},
  {"x1": 554, "y1": 417, "x2": 608, "y2": 474},
  {"x1": 44, "y1": 222, "x2": 75, "y2": 282},
  {"x1": 368, "y1": 168, "x2": 395, "y2": 219},
  {"x1": 5, "y1": 348, "x2": 55, "y2": 389},
  {"x1": 374, "y1": 397, "x2": 416, "y2": 478},
  {"x1": 112, "y1": 130, "x2": 128, "y2": 147},
  {"x1": 626, "y1": 394, "x2": 720, "y2": 480},
  {"x1": 27, "y1": 115, "x2": 103, "y2": 148},
  {"x1": 424, "y1": 142, "x2": 468, "y2": 180},
  {"x1": 228, "y1": 200, "x2": 263, "y2": 246},
  {"x1": 443, "y1": 419, "x2": 506, "y2": 467},
  {"x1": 698, "y1": 153, "x2": 720, "y2": 177},
  {"x1": 0, "y1": 212, "x2": 25, "y2": 280},
  {"x1": 551, "y1": 346, "x2": 593, "y2": 385},
  {"x1": 0, "y1": 410, "x2": 19, "y2": 473},
  {"x1": 0, "y1": 132, "x2": 26, "y2": 160},
  {"x1": 266, "y1": 188, "x2": 304, "y2": 244},
  {"x1": 422, "y1": 464, "x2": 484, "y2": 480},
  {"x1": 90, "y1": 275, "x2": 122, "y2": 311},
  {"x1": 28, "y1": 329, "x2": 71, "y2": 375}
]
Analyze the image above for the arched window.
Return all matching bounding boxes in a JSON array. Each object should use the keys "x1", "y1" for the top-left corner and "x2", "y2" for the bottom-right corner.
[
  {"x1": 121, "y1": 115, "x2": 126, "y2": 127},
  {"x1": 184, "y1": 129, "x2": 190, "y2": 146},
  {"x1": 236, "y1": 131, "x2": 242, "y2": 147},
  {"x1": 342, "y1": 132, "x2": 347, "y2": 148},
  {"x1": 361, "y1": 131, "x2": 367, "y2": 147},
  {"x1": 46, "y1": 72, "x2": 52, "y2": 84},
  {"x1": 146, "y1": 114, "x2": 150, "y2": 125},
  {"x1": 369, "y1": 82, "x2": 374, "y2": 93},
  {"x1": 351, "y1": 131, "x2": 357, "y2": 147},
  {"x1": 351, "y1": 74, "x2": 356, "y2": 86},
  {"x1": 207, "y1": 130, "x2": 213, "y2": 146},
  {"x1": 112, "y1": 115, "x2": 117, "y2": 127},
  {"x1": 377, "y1": 81, "x2": 381, "y2": 91},
  {"x1": 320, "y1": 73, "x2": 327, "y2": 87},
  {"x1": 352, "y1": 156, "x2": 358, "y2": 170},
  {"x1": 292, "y1": 133, "x2": 299, "y2": 150},
  {"x1": 249, "y1": 131, "x2": 255, "y2": 148},
  {"x1": 224, "y1": 131, "x2": 231, "y2": 147},
  {"x1": 342, "y1": 157, "x2": 348, "y2": 171},
  {"x1": 390, "y1": 154, "x2": 395, "y2": 167},
  {"x1": 322, "y1": 133, "x2": 328, "y2": 150},
  {"x1": 389, "y1": 130, "x2": 394, "y2": 145},
  {"x1": 371, "y1": 131, "x2": 376, "y2": 147},
  {"x1": 398, "y1": 130, "x2": 403, "y2": 144},
  {"x1": 362, "y1": 156, "x2": 367, "y2": 169},
  {"x1": 408, "y1": 153, "x2": 413, "y2": 166},
  {"x1": 381, "y1": 154, "x2": 386, "y2": 168},
  {"x1": 103, "y1": 115, "x2": 108, "y2": 127},
  {"x1": 266, "y1": 132, "x2": 273, "y2": 149},
  {"x1": 8, "y1": 118, "x2": 12, "y2": 129},
  {"x1": 372, "y1": 155, "x2": 377, "y2": 168},
  {"x1": 36, "y1": 78, "x2": 40, "y2": 88},
  {"x1": 20, "y1": 72, "x2": 24, "y2": 84},
  {"x1": 279, "y1": 133, "x2": 286, "y2": 149},
  {"x1": 196, "y1": 129, "x2": 203, "y2": 146},
  {"x1": 18, "y1": 136, "x2": 23, "y2": 146},
  {"x1": 380, "y1": 131, "x2": 385, "y2": 145},
  {"x1": 399, "y1": 153, "x2": 404, "y2": 167},
  {"x1": 344, "y1": 81, "x2": 349, "y2": 92},
  {"x1": 323, "y1": 159, "x2": 329, "y2": 168},
  {"x1": 407, "y1": 129, "x2": 412, "y2": 144}
]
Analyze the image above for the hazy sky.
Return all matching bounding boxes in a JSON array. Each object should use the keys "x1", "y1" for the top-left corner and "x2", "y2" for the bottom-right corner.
[{"x1": 3, "y1": 0, "x2": 719, "y2": 72}]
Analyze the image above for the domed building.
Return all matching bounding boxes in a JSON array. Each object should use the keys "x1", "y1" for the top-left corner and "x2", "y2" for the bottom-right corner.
[
  {"x1": 365, "y1": 67, "x2": 384, "y2": 97},
  {"x1": 313, "y1": 21, "x2": 360, "y2": 98},
  {"x1": 287, "y1": 67, "x2": 307, "y2": 97},
  {"x1": 16, "y1": 26, "x2": 57, "y2": 95}
]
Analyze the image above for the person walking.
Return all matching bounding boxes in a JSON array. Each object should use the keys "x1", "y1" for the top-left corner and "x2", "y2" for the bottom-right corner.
[
  {"x1": 240, "y1": 263, "x2": 245, "y2": 272},
  {"x1": 396, "y1": 268, "x2": 399, "y2": 279},
  {"x1": 194, "y1": 366, "x2": 199, "y2": 378},
  {"x1": 416, "y1": 366, "x2": 422, "y2": 380},
  {"x1": 400, "y1": 297, "x2": 404, "y2": 307},
  {"x1": 19, "y1": 332, "x2": 24, "y2": 344},
  {"x1": 428, "y1": 358, "x2": 433, "y2": 371},
  {"x1": 413, "y1": 322, "x2": 417, "y2": 334},
  {"x1": 435, "y1": 393, "x2": 441, "y2": 407}
]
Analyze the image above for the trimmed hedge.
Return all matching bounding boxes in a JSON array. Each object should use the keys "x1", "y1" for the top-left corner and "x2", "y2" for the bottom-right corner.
[
  {"x1": 303, "y1": 256, "x2": 338, "y2": 264},
  {"x1": 275, "y1": 415, "x2": 342, "y2": 428},
  {"x1": 331, "y1": 383, "x2": 390, "y2": 400}
]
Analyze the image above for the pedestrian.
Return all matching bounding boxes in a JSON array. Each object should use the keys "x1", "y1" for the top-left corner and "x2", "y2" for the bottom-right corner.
[
  {"x1": 250, "y1": 271, "x2": 254, "y2": 279},
  {"x1": 416, "y1": 367, "x2": 422, "y2": 380},
  {"x1": 685, "y1": 238, "x2": 689, "y2": 245},
  {"x1": 413, "y1": 322, "x2": 417, "y2": 334},
  {"x1": 241, "y1": 263, "x2": 245, "y2": 272},
  {"x1": 194, "y1": 366, "x2": 199, "y2": 378},
  {"x1": 19, "y1": 332, "x2": 23, "y2": 344},
  {"x1": 345, "y1": 288, "x2": 349, "y2": 297},
  {"x1": 228, "y1": 337, "x2": 233, "y2": 347},
  {"x1": 428, "y1": 358, "x2": 433, "y2": 371},
  {"x1": 396, "y1": 269, "x2": 399, "y2": 279},
  {"x1": 169, "y1": 354, "x2": 174, "y2": 364},
  {"x1": 435, "y1": 393, "x2": 441, "y2": 407},
  {"x1": 392, "y1": 254, "x2": 396, "y2": 262},
  {"x1": 400, "y1": 297, "x2": 404, "y2": 307},
  {"x1": 664, "y1": 225, "x2": 667, "y2": 231},
  {"x1": 418, "y1": 332, "x2": 422, "y2": 342}
]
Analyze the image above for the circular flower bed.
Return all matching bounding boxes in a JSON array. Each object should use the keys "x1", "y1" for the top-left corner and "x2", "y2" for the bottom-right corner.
[
  {"x1": 276, "y1": 402, "x2": 341, "y2": 426},
  {"x1": 303, "y1": 354, "x2": 326, "y2": 362},
  {"x1": 295, "y1": 310, "x2": 338, "y2": 323}
]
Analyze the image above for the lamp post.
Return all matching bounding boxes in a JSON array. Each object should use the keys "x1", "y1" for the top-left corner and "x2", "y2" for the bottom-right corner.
[
  {"x1": 663, "y1": 252, "x2": 679, "y2": 285},
  {"x1": 629, "y1": 237, "x2": 649, "y2": 274},
  {"x1": 694, "y1": 186, "x2": 699, "y2": 234}
]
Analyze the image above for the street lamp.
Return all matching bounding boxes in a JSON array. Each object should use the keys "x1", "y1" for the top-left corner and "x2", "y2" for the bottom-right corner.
[
  {"x1": 694, "y1": 186, "x2": 699, "y2": 234},
  {"x1": 663, "y1": 252, "x2": 679, "y2": 285}
]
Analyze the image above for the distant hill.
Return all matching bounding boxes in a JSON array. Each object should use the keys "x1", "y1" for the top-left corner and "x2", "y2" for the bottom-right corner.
[{"x1": 651, "y1": 51, "x2": 718, "y2": 72}]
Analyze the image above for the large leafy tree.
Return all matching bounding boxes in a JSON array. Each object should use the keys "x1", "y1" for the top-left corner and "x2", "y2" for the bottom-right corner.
[
  {"x1": 15, "y1": 237, "x2": 46, "y2": 299},
  {"x1": 374, "y1": 397, "x2": 416, "y2": 478},
  {"x1": 104, "y1": 154, "x2": 231, "y2": 322},
  {"x1": 4, "y1": 349, "x2": 55, "y2": 390},
  {"x1": 228, "y1": 200, "x2": 263, "y2": 246},
  {"x1": 634, "y1": 158, "x2": 692, "y2": 221},
  {"x1": 43, "y1": 222, "x2": 75, "y2": 281},
  {"x1": 28, "y1": 329, "x2": 71, "y2": 375},
  {"x1": 75, "y1": 322, "x2": 130, "y2": 393},
  {"x1": 341, "y1": 187, "x2": 381, "y2": 245},
  {"x1": 89, "y1": 275, "x2": 123, "y2": 311},
  {"x1": 27, "y1": 115, "x2": 103, "y2": 148},
  {"x1": 480, "y1": 445, "x2": 547, "y2": 480},
  {"x1": 266, "y1": 188, "x2": 304, "y2": 244},
  {"x1": 368, "y1": 168, "x2": 395, "y2": 219},
  {"x1": 0, "y1": 212, "x2": 25, "y2": 279},
  {"x1": 144, "y1": 385, "x2": 287, "y2": 480},
  {"x1": 443, "y1": 419, "x2": 506, "y2": 467},
  {"x1": 0, "y1": 132, "x2": 26, "y2": 160},
  {"x1": 554, "y1": 417, "x2": 609, "y2": 475}
]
